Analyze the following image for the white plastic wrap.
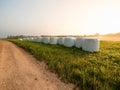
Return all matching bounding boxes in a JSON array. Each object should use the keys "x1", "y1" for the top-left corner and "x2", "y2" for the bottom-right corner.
[
  {"x1": 82, "y1": 38, "x2": 100, "y2": 52},
  {"x1": 22, "y1": 38, "x2": 26, "y2": 40},
  {"x1": 50, "y1": 37, "x2": 58, "y2": 44},
  {"x1": 34, "y1": 37, "x2": 41, "y2": 42},
  {"x1": 58, "y1": 37, "x2": 64, "y2": 45},
  {"x1": 23, "y1": 38, "x2": 28, "y2": 41},
  {"x1": 63, "y1": 37, "x2": 75, "y2": 47},
  {"x1": 26, "y1": 38, "x2": 30, "y2": 41},
  {"x1": 19, "y1": 38, "x2": 23, "y2": 41},
  {"x1": 75, "y1": 38, "x2": 84, "y2": 48},
  {"x1": 29, "y1": 37, "x2": 34, "y2": 41},
  {"x1": 41, "y1": 37, "x2": 50, "y2": 44}
]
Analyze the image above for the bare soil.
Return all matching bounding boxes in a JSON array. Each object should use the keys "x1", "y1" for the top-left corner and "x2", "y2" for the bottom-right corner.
[{"x1": 0, "y1": 41, "x2": 74, "y2": 90}]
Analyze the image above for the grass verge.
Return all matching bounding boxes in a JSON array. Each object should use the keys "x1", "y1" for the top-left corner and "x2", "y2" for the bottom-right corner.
[{"x1": 10, "y1": 40, "x2": 120, "y2": 90}]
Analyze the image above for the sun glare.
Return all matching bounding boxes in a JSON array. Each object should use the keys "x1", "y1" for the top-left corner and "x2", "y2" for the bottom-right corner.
[{"x1": 72, "y1": 5, "x2": 120, "y2": 35}]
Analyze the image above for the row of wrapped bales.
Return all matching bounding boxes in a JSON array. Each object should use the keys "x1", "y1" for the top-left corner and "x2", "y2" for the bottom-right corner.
[
  {"x1": 22, "y1": 37, "x2": 99, "y2": 52},
  {"x1": 64, "y1": 37, "x2": 99, "y2": 52}
]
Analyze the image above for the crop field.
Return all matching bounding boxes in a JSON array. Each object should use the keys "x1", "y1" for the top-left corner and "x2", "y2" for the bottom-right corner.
[{"x1": 10, "y1": 40, "x2": 120, "y2": 90}]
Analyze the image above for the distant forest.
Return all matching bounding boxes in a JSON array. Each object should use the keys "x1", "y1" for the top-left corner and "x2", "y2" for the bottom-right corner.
[{"x1": 6, "y1": 32, "x2": 120, "y2": 39}]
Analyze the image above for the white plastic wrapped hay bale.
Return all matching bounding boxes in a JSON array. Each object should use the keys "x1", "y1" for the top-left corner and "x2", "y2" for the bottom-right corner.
[
  {"x1": 42, "y1": 37, "x2": 50, "y2": 44},
  {"x1": 32, "y1": 37, "x2": 37, "y2": 42},
  {"x1": 40, "y1": 37, "x2": 43, "y2": 42},
  {"x1": 26, "y1": 38, "x2": 30, "y2": 41},
  {"x1": 29, "y1": 37, "x2": 34, "y2": 41},
  {"x1": 37, "y1": 37, "x2": 42, "y2": 42},
  {"x1": 58, "y1": 37, "x2": 64, "y2": 45},
  {"x1": 82, "y1": 38, "x2": 100, "y2": 52},
  {"x1": 41, "y1": 37, "x2": 45, "y2": 43},
  {"x1": 22, "y1": 38, "x2": 26, "y2": 40},
  {"x1": 75, "y1": 38, "x2": 84, "y2": 48},
  {"x1": 23, "y1": 38, "x2": 27, "y2": 40},
  {"x1": 18, "y1": 38, "x2": 21, "y2": 40},
  {"x1": 50, "y1": 37, "x2": 58, "y2": 44},
  {"x1": 63, "y1": 37, "x2": 75, "y2": 47},
  {"x1": 34, "y1": 37, "x2": 41, "y2": 42}
]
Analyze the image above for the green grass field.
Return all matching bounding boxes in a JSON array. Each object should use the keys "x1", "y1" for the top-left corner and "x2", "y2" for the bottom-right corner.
[{"x1": 10, "y1": 40, "x2": 120, "y2": 90}]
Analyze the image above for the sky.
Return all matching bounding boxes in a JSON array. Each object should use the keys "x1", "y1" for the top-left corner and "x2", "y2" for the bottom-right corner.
[{"x1": 0, "y1": 0, "x2": 120, "y2": 37}]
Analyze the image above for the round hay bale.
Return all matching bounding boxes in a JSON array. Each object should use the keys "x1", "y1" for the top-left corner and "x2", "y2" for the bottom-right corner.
[
  {"x1": 26, "y1": 38, "x2": 30, "y2": 41},
  {"x1": 23, "y1": 38, "x2": 26, "y2": 40},
  {"x1": 32, "y1": 37, "x2": 37, "y2": 42},
  {"x1": 58, "y1": 37, "x2": 64, "y2": 45},
  {"x1": 75, "y1": 38, "x2": 84, "y2": 48},
  {"x1": 29, "y1": 37, "x2": 34, "y2": 41},
  {"x1": 82, "y1": 38, "x2": 100, "y2": 52},
  {"x1": 23, "y1": 38, "x2": 29, "y2": 41},
  {"x1": 34, "y1": 37, "x2": 41, "y2": 42},
  {"x1": 19, "y1": 38, "x2": 23, "y2": 41},
  {"x1": 50, "y1": 37, "x2": 58, "y2": 44},
  {"x1": 41, "y1": 37, "x2": 50, "y2": 44},
  {"x1": 63, "y1": 37, "x2": 75, "y2": 47}
]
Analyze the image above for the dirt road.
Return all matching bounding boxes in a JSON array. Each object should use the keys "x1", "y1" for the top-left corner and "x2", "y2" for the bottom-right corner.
[{"x1": 0, "y1": 41, "x2": 74, "y2": 90}]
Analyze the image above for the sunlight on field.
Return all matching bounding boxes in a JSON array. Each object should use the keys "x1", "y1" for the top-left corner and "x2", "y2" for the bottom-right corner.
[
  {"x1": 87, "y1": 36, "x2": 120, "y2": 41},
  {"x1": 82, "y1": 35, "x2": 120, "y2": 41},
  {"x1": 98, "y1": 36, "x2": 120, "y2": 41}
]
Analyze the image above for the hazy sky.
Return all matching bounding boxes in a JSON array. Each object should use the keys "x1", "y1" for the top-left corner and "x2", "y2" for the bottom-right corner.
[{"x1": 0, "y1": 0, "x2": 120, "y2": 37}]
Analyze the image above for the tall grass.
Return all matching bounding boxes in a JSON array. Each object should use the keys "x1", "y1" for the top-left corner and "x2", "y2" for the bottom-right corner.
[{"x1": 10, "y1": 40, "x2": 120, "y2": 90}]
